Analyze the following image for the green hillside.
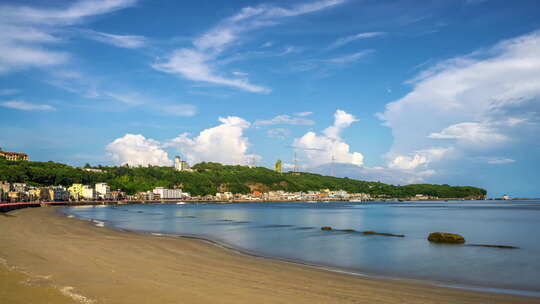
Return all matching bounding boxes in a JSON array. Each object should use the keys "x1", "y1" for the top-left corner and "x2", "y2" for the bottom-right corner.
[{"x1": 0, "y1": 158, "x2": 486, "y2": 198}]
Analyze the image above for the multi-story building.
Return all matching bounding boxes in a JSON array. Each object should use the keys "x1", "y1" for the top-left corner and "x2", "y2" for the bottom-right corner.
[
  {"x1": 153, "y1": 187, "x2": 185, "y2": 199},
  {"x1": 68, "y1": 184, "x2": 84, "y2": 200},
  {"x1": 0, "y1": 181, "x2": 10, "y2": 201},
  {"x1": 48, "y1": 186, "x2": 69, "y2": 201},
  {"x1": 11, "y1": 183, "x2": 27, "y2": 193},
  {"x1": 95, "y1": 183, "x2": 111, "y2": 200},
  {"x1": 82, "y1": 185, "x2": 96, "y2": 200},
  {"x1": 174, "y1": 156, "x2": 190, "y2": 171},
  {"x1": 0, "y1": 148, "x2": 29, "y2": 161}
]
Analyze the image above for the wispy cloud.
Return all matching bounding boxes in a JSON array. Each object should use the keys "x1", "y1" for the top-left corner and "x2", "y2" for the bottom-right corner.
[
  {"x1": 83, "y1": 30, "x2": 146, "y2": 48},
  {"x1": 1, "y1": 100, "x2": 55, "y2": 111},
  {"x1": 0, "y1": 89, "x2": 19, "y2": 96},
  {"x1": 325, "y1": 50, "x2": 373, "y2": 64},
  {"x1": 327, "y1": 32, "x2": 384, "y2": 50},
  {"x1": 152, "y1": 0, "x2": 345, "y2": 93},
  {"x1": 255, "y1": 114, "x2": 315, "y2": 126},
  {"x1": 0, "y1": 0, "x2": 137, "y2": 73},
  {"x1": 159, "y1": 104, "x2": 197, "y2": 117},
  {"x1": 267, "y1": 128, "x2": 290, "y2": 139}
]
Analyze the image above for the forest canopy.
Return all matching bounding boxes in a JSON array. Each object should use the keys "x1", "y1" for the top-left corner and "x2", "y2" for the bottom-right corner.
[{"x1": 0, "y1": 159, "x2": 487, "y2": 198}]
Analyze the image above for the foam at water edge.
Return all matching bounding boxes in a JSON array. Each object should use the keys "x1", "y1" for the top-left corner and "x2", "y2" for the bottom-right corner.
[
  {"x1": 91, "y1": 220, "x2": 104, "y2": 228},
  {"x1": 60, "y1": 287, "x2": 95, "y2": 304}
]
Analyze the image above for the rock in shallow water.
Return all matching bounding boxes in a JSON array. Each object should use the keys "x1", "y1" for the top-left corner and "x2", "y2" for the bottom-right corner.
[{"x1": 428, "y1": 232, "x2": 465, "y2": 244}]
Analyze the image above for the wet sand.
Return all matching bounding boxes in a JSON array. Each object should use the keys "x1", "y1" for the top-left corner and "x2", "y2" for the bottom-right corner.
[{"x1": 0, "y1": 207, "x2": 538, "y2": 304}]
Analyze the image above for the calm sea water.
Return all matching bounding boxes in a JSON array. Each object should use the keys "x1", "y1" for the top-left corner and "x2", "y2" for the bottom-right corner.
[{"x1": 62, "y1": 200, "x2": 540, "y2": 296}]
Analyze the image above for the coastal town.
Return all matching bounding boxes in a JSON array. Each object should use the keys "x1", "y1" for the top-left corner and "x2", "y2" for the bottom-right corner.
[{"x1": 0, "y1": 148, "x2": 447, "y2": 205}]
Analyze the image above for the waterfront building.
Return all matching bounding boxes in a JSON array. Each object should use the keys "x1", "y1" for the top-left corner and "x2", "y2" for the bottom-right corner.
[
  {"x1": 174, "y1": 156, "x2": 191, "y2": 171},
  {"x1": 82, "y1": 185, "x2": 96, "y2": 200},
  {"x1": 11, "y1": 183, "x2": 27, "y2": 193},
  {"x1": 0, "y1": 181, "x2": 10, "y2": 194},
  {"x1": 49, "y1": 186, "x2": 69, "y2": 201},
  {"x1": 95, "y1": 183, "x2": 112, "y2": 200},
  {"x1": 68, "y1": 184, "x2": 85, "y2": 200},
  {"x1": 28, "y1": 187, "x2": 42, "y2": 201},
  {"x1": 152, "y1": 187, "x2": 185, "y2": 199},
  {"x1": 0, "y1": 148, "x2": 29, "y2": 161}
]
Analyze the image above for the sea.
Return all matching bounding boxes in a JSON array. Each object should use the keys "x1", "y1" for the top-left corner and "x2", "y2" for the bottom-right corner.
[{"x1": 61, "y1": 200, "x2": 540, "y2": 296}]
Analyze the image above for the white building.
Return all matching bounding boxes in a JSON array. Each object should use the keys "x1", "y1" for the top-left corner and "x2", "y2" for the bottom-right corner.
[
  {"x1": 174, "y1": 156, "x2": 190, "y2": 171},
  {"x1": 95, "y1": 183, "x2": 111, "y2": 200},
  {"x1": 82, "y1": 185, "x2": 96, "y2": 200},
  {"x1": 153, "y1": 187, "x2": 185, "y2": 199}
]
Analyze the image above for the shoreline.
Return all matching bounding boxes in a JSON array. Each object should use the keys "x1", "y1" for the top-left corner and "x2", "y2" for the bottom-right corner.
[
  {"x1": 1, "y1": 207, "x2": 539, "y2": 304},
  {"x1": 63, "y1": 207, "x2": 540, "y2": 299}
]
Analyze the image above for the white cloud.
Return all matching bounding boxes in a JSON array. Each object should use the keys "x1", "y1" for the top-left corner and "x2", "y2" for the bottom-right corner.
[
  {"x1": 325, "y1": 50, "x2": 373, "y2": 64},
  {"x1": 0, "y1": 0, "x2": 136, "y2": 73},
  {"x1": 0, "y1": 100, "x2": 55, "y2": 111},
  {"x1": 327, "y1": 32, "x2": 384, "y2": 50},
  {"x1": 160, "y1": 104, "x2": 197, "y2": 117},
  {"x1": 429, "y1": 122, "x2": 509, "y2": 148},
  {"x1": 295, "y1": 111, "x2": 313, "y2": 117},
  {"x1": 378, "y1": 30, "x2": 540, "y2": 182},
  {"x1": 388, "y1": 147, "x2": 452, "y2": 170},
  {"x1": 153, "y1": 49, "x2": 270, "y2": 93},
  {"x1": 166, "y1": 116, "x2": 260, "y2": 165},
  {"x1": 152, "y1": 0, "x2": 345, "y2": 93},
  {"x1": 106, "y1": 134, "x2": 172, "y2": 167},
  {"x1": 255, "y1": 114, "x2": 315, "y2": 126},
  {"x1": 267, "y1": 128, "x2": 290, "y2": 139},
  {"x1": 293, "y1": 109, "x2": 364, "y2": 166},
  {"x1": 479, "y1": 157, "x2": 516, "y2": 165},
  {"x1": 84, "y1": 30, "x2": 145, "y2": 48}
]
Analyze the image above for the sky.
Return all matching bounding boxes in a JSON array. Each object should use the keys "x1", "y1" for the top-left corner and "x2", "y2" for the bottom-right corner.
[{"x1": 1, "y1": 0, "x2": 539, "y2": 197}]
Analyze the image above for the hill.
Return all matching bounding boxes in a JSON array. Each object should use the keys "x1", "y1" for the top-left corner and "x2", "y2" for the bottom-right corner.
[{"x1": 0, "y1": 158, "x2": 487, "y2": 198}]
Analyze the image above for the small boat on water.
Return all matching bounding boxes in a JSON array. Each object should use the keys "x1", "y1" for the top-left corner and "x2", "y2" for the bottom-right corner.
[{"x1": 176, "y1": 202, "x2": 186, "y2": 205}]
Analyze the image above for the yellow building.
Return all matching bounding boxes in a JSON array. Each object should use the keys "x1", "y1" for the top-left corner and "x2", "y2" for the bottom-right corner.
[
  {"x1": 68, "y1": 184, "x2": 84, "y2": 199},
  {"x1": 0, "y1": 148, "x2": 29, "y2": 161}
]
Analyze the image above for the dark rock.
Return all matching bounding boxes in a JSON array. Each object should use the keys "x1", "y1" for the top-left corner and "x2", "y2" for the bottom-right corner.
[
  {"x1": 363, "y1": 231, "x2": 405, "y2": 237},
  {"x1": 428, "y1": 232, "x2": 465, "y2": 244},
  {"x1": 339, "y1": 229, "x2": 357, "y2": 233},
  {"x1": 466, "y1": 244, "x2": 519, "y2": 249},
  {"x1": 321, "y1": 226, "x2": 332, "y2": 231}
]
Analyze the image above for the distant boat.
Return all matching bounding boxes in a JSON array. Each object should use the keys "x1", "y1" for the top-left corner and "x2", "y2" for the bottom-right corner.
[
  {"x1": 306, "y1": 200, "x2": 317, "y2": 203},
  {"x1": 348, "y1": 199, "x2": 363, "y2": 202},
  {"x1": 176, "y1": 202, "x2": 186, "y2": 205}
]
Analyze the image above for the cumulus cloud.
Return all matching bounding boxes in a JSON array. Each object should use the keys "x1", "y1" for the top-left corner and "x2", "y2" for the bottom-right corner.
[
  {"x1": 293, "y1": 109, "x2": 364, "y2": 166},
  {"x1": 166, "y1": 116, "x2": 260, "y2": 165},
  {"x1": 377, "y1": 30, "x2": 540, "y2": 182},
  {"x1": 388, "y1": 147, "x2": 452, "y2": 170},
  {"x1": 106, "y1": 134, "x2": 172, "y2": 167},
  {"x1": 0, "y1": 100, "x2": 55, "y2": 111},
  {"x1": 152, "y1": 0, "x2": 345, "y2": 93},
  {"x1": 0, "y1": 0, "x2": 136, "y2": 73}
]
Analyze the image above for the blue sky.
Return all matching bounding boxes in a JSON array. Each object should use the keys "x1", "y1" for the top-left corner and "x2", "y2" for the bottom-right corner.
[{"x1": 1, "y1": 0, "x2": 539, "y2": 197}]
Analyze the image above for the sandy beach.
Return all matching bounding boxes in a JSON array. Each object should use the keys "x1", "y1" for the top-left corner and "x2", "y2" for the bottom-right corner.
[{"x1": 0, "y1": 207, "x2": 538, "y2": 304}]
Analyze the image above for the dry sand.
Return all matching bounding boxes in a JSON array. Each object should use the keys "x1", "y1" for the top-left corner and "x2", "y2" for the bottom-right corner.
[{"x1": 0, "y1": 207, "x2": 538, "y2": 304}]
